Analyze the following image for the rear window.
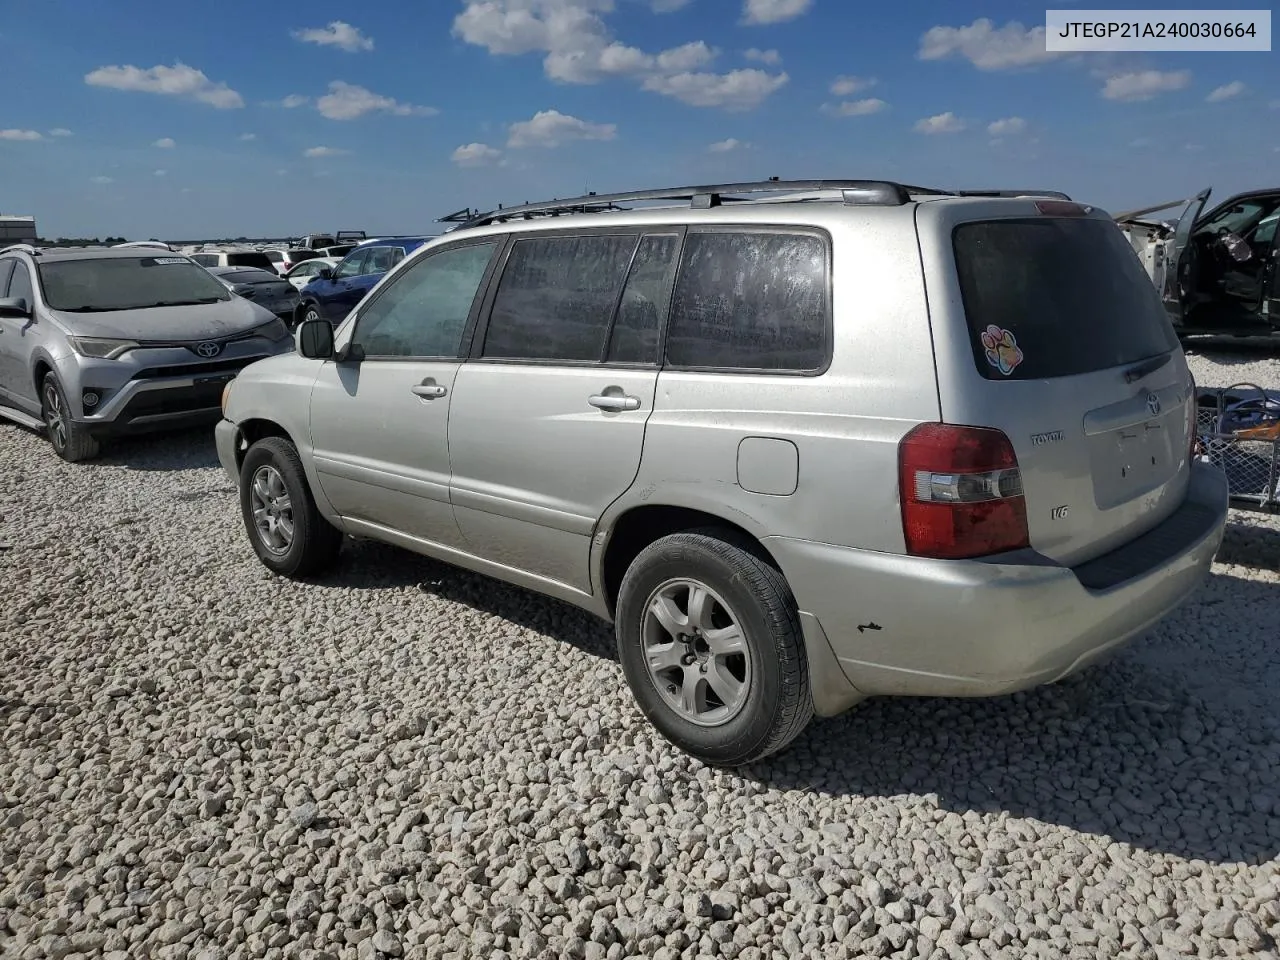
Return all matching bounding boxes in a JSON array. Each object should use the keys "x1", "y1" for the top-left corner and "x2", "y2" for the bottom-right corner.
[
  {"x1": 953, "y1": 217, "x2": 1178, "y2": 380},
  {"x1": 287, "y1": 249, "x2": 320, "y2": 262},
  {"x1": 264, "y1": 251, "x2": 284, "y2": 262},
  {"x1": 226, "y1": 252, "x2": 276, "y2": 270}
]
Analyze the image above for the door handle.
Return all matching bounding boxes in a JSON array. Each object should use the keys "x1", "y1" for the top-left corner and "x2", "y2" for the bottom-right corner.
[
  {"x1": 411, "y1": 382, "x2": 447, "y2": 400},
  {"x1": 588, "y1": 393, "x2": 640, "y2": 412}
]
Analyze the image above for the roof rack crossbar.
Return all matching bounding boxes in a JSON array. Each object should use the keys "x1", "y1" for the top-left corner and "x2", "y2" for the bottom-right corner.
[
  {"x1": 953, "y1": 189, "x2": 1073, "y2": 200},
  {"x1": 0, "y1": 243, "x2": 39, "y2": 256},
  {"x1": 456, "y1": 179, "x2": 920, "y2": 229}
]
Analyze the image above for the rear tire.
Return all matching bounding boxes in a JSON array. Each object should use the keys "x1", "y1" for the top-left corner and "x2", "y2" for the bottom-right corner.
[
  {"x1": 239, "y1": 436, "x2": 341, "y2": 578},
  {"x1": 41, "y1": 373, "x2": 100, "y2": 463},
  {"x1": 615, "y1": 529, "x2": 813, "y2": 766}
]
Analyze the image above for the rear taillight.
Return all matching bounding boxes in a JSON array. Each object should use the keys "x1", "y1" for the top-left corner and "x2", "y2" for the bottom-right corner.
[{"x1": 898, "y1": 423, "x2": 1031, "y2": 559}]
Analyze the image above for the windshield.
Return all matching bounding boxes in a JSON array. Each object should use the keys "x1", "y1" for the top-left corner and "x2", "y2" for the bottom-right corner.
[
  {"x1": 38, "y1": 256, "x2": 232, "y2": 311},
  {"x1": 953, "y1": 217, "x2": 1178, "y2": 380}
]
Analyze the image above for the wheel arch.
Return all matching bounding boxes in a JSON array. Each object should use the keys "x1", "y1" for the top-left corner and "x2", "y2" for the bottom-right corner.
[
  {"x1": 230, "y1": 417, "x2": 299, "y2": 473},
  {"x1": 595, "y1": 501, "x2": 863, "y2": 718}
]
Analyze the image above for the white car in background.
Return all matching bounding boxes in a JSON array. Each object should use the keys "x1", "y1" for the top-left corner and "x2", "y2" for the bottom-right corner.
[{"x1": 282, "y1": 256, "x2": 338, "y2": 291}]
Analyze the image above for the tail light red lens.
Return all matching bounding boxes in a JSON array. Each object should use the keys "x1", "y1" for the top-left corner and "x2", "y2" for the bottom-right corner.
[{"x1": 898, "y1": 423, "x2": 1031, "y2": 560}]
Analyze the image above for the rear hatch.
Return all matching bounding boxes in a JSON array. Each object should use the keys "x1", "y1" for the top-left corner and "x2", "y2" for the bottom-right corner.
[{"x1": 917, "y1": 198, "x2": 1195, "y2": 566}]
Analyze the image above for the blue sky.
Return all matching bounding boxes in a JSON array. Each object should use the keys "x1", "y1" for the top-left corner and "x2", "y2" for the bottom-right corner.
[{"x1": 1, "y1": 0, "x2": 1275, "y2": 239}]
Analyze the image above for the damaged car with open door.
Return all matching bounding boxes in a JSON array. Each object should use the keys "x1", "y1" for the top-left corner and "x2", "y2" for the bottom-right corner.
[{"x1": 1115, "y1": 187, "x2": 1280, "y2": 340}]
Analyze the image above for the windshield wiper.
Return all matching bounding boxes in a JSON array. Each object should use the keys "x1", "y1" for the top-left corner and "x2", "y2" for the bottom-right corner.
[
  {"x1": 131, "y1": 298, "x2": 226, "y2": 308},
  {"x1": 57, "y1": 306, "x2": 115, "y2": 313}
]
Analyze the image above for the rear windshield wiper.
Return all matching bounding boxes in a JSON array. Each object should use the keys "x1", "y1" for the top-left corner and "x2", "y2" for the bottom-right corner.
[{"x1": 1123, "y1": 353, "x2": 1172, "y2": 383}]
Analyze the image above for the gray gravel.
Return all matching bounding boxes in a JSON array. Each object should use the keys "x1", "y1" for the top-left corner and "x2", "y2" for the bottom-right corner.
[{"x1": 2, "y1": 347, "x2": 1279, "y2": 960}]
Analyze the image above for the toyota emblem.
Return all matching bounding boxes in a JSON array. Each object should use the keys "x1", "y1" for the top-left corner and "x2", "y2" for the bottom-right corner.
[
  {"x1": 195, "y1": 341, "x2": 222, "y2": 358},
  {"x1": 1146, "y1": 391, "x2": 1161, "y2": 417}
]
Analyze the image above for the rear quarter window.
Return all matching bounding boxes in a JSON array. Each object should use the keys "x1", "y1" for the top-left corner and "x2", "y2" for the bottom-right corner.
[{"x1": 952, "y1": 217, "x2": 1178, "y2": 380}]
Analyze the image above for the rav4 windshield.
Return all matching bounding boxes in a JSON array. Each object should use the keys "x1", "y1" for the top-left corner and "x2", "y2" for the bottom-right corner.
[
  {"x1": 953, "y1": 217, "x2": 1178, "y2": 380},
  {"x1": 38, "y1": 257, "x2": 232, "y2": 311}
]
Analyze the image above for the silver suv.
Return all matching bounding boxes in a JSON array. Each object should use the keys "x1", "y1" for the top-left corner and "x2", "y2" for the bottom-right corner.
[
  {"x1": 215, "y1": 180, "x2": 1229, "y2": 765},
  {"x1": 0, "y1": 244, "x2": 293, "y2": 461}
]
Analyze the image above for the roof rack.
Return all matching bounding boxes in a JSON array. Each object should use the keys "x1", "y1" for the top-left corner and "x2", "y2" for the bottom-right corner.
[
  {"x1": 451, "y1": 180, "x2": 1074, "y2": 229},
  {"x1": 455, "y1": 180, "x2": 926, "y2": 229},
  {"x1": 0, "y1": 243, "x2": 40, "y2": 256}
]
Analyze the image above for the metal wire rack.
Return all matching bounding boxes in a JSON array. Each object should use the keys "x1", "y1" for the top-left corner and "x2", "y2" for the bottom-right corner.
[{"x1": 1195, "y1": 382, "x2": 1280, "y2": 513}]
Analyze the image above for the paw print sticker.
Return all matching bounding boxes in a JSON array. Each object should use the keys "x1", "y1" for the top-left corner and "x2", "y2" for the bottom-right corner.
[{"x1": 980, "y1": 324, "x2": 1024, "y2": 376}]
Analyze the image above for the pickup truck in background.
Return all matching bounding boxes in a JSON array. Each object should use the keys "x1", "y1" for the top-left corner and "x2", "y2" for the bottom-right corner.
[
  {"x1": 295, "y1": 230, "x2": 367, "y2": 251},
  {"x1": 1115, "y1": 187, "x2": 1280, "y2": 339}
]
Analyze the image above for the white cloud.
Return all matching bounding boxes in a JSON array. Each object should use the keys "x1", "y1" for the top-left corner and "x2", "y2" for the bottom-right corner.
[
  {"x1": 239, "y1": 133, "x2": 257, "y2": 141},
  {"x1": 821, "y1": 98, "x2": 887, "y2": 117},
  {"x1": 48, "y1": 128, "x2": 73, "y2": 137},
  {"x1": 829, "y1": 75, "x2": 875, "y2": 97},
  {"x1": 153, "y1": 137, "x2": 176, "y2": 148},
  {"x1": 0, "y1": 129, "x2": 43, "y2": 141},
  {"x1": 452, "y1": 142, "x2": 503, "y2": 167},
  {"x1": 154, "y1": 169, "x2": 167, "y2": 177},
  {"x1": 1101, "y1": 70, "x2": 1190, "y2": 102},
  {"x1": 1206, "y1": 81, "x2": 1245, "y2": 103},
  {"x1": 914, "y1": 112, "x2": 966, "y2": 134},
  {"x1": 84, "y1": 62, "x2": 244, "y2": 109},
  {"x1": 918, "y1": 19, "x2": 1060, "y2": 71},
  {"x1": 742, "y1": 0, "x2": 812, "y2": 25},
  {"x1": 708, "y1": 137, "x2": 748, "y2": 152},
  {"x1": 280, "y1": 94, "x2": 309, "y2": 109},
  {"x1": 655, "y1": 41, "x2": 716, "y2": 73},
  {"x1": 507, "y1": 109, "x2": 616, "y2": 148},
  {"x1": 304, "y1": 146, "x2": 348, "y2": 157},
  {"x1": 315, "y1": 81, "x2": 437, "y2": 120},
  {"x1": 453, "y1": 1, "x2": 783, "y2": 110},
  {"x1": 90, "y1": 176, "x2": 114, "y2": 184},
  {"x1": 986, "y1": 116, "x2": 1026, "y2": 136},
  {"x1": 292, "y1": 21, "x2": 374, "y2": 52},
  {"x1": 744, "y1": 48, "x2": 781, "y2": 65},
  {"x1": 642, "y1": 68, "x2": 788, "y2": 110}
]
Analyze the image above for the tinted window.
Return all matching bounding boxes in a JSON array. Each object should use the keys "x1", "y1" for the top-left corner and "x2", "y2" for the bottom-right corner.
[
  {"x1": 226, "y1": 252, "x2": 275, "y2": 270},
  {"x1": 37, "y1": 257, "x2": 232, "y2": 311},
  {"x1": 0, "y1": 259, "x2": 14, "y2": 296},
  {"x1": 265, "y1": 251, "x2": 284, "y2": 262},
  {"x1": 226, "y1": 268, "x2": 284, "y2": 285},
  {"x1": 483, "y1": 234, "x2": 638, "y2": 361},
  {"x1": 666, "y1": 231, "x2": 828, "y2": 371},
  {"x1": 365, "y1": 247, "x2": 403, "y2": 274},
  {"x1": 953, "y1": 218, "x2": 1179, "y2": 381},
  {"x1": 191, "y1": 254, "x2": 217, "y2": 266},
  {"x1": 8, "y1": 262, "x2": 34, "y2": 306},
  {"x1": 287, "y1": 249, "x2": 319, "y2": 262},
  {"x1": 334, "y1": 250, "x2": 369, "y2": 279},
  {"x1": 357, "y1": 242, "x2": 496, "y2": 358},
  {"x1": 607, "y1": 234, "x2": 679, "y2": 364},
  {"x1": 325, "y1": 245, "x2": 356, "y2": 258}
]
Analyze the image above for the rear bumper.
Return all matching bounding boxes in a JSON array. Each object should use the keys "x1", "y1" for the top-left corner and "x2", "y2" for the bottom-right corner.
[{"x1": 766, "y1": 462, "x2": 1228, "y2": 699}]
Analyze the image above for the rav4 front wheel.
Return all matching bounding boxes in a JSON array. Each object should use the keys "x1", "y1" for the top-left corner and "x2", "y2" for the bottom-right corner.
[{"x1": 41, "y1": 373, "x2": 99, "y2": 463}]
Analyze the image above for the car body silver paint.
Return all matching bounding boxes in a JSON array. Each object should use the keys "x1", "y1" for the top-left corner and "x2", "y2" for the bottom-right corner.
[{"x1": 218, "y1": 193, "x2": 1228, "y2": 717}]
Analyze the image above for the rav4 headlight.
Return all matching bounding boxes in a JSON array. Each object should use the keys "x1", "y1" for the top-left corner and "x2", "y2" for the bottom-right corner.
[
  {"x1": 253, "y1": 318, "x2": 290, "y2": 342},
  {"x1": 67, "y1": 337, "x2": 140, "y2": 360}
]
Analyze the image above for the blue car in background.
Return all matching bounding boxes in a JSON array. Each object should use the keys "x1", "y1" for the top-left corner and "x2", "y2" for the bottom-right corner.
[{"x1": 294, "y1": 236, "x2": 433, "y2": 327}]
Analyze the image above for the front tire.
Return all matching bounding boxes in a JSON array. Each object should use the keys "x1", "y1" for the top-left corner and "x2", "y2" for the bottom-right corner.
[
  {"x1": 239, "y1": 436, "x2": 341, "y2": 578},
  {"x1": 41, "y1": 373, "x2": 100, "y2": 463},
  {"x1": 615, "y1": 530, "x2": 813, "y2": 766}
]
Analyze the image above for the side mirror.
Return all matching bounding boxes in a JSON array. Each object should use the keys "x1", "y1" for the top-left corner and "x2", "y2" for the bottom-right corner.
[
  {"x1": 316, "y1": 267, "x2": 333, "y2": 280},
  {"x1": 295, "y1": 318, "x2": 334, "y2": 360},
  {"x1": 0, "y1": 296, "x2": 30, "y2": 318}
]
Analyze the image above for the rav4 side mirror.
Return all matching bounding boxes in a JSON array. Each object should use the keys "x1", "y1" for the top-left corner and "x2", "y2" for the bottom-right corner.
[
  {"x1": 0, "y1": 296, "x2": 30, "y2": 319},
  {"x1": 315, "y1": 267, "x2": 333, "y2": 280},
  {"x1": 295, "y1": 318, "x2": 334, "y2": 360}
]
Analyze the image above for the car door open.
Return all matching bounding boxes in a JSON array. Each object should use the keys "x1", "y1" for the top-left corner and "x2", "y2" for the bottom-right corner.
[{"x1": 308, "y1": 240, "x2": 501, "y2": 548}]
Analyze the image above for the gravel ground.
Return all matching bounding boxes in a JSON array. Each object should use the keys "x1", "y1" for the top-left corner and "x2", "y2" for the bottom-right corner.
[{"x1": 2, "y1": 348, "x2": 1279, "y2": 960}]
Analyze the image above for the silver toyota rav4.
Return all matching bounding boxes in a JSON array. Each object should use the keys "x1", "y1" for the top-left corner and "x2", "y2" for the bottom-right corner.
[
  {"x1": 215, "y1": 180, "x2": 1229, "y2": 766},
  {"x1": 0, "y1": 244, "x2": 293, "y2": 461}
]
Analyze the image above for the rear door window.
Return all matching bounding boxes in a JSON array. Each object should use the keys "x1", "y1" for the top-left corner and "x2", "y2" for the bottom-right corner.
[
  {"x1": 953, "y1": 217, "x2": 1178, "y2": 380},
  {"x1": 481, "y1": 233, "x2": 639, "y2": 362},
  {"x1": 665, "y1": 230, "x2": 829, "y2": 372},
  {"x1": 226, "y1": 252, "x2": 275, "y2": 270}
]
